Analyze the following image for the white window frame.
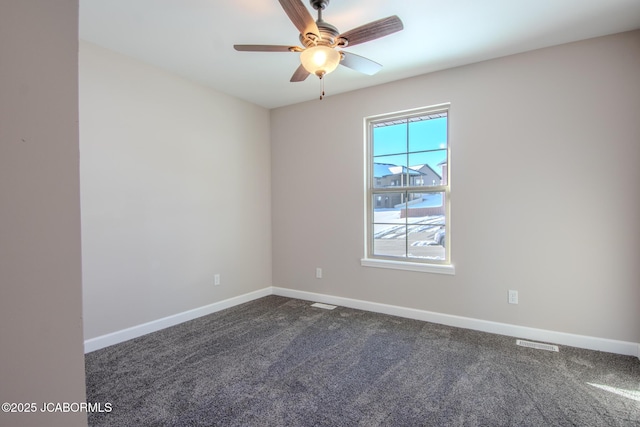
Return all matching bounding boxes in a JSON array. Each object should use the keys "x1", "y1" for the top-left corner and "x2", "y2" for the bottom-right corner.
[{"x1": 361, "y1": 103, "x2": 454, "y2": 275}]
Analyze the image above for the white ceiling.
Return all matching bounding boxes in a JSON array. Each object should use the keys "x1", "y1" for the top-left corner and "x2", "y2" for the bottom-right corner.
[{"x1": 79, "y1": 0, "x2": 640, "y2": 109}]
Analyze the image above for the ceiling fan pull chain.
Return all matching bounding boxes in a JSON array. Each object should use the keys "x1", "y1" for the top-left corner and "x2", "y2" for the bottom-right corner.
[{"x1": 320, "y1": 75, "x2": 325, "y2": 100}]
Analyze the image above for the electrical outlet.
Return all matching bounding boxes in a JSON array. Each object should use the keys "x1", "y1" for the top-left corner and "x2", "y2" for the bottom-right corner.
[
  {"x1": 315, "y1": 268, "x2": 322, "y2": 279},
  {"x1": 508, "y1": 290, "x2": 518, "y2": 304},
  {"x1": 214, "y1": 274, "x2": 221, "y2": 286}
]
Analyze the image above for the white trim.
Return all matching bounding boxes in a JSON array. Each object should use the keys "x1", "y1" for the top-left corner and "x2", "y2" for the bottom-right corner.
[
  {"x1": 83, "y1": 287, "x2": 271, "y2": 353},
  {"x1": 361, "y1": 258, "x2": 455, "y2": 274},
  {"x1": 84, "y1": 286, "x2": 639, "y2": 360},
  {"x1": 272, "y1": 287, "x2": 639, "y2": 358}
]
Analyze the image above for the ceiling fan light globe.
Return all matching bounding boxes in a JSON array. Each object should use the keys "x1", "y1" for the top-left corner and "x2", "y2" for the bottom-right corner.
[{"x1": 300, "y1": 46, "x2": 340, "y2": 77}]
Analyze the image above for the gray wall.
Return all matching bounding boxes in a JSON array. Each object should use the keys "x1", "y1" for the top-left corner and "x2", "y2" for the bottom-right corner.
[
  {"x1": 271, "y1": 31, "x2": 640, "y2": 344},
  {"x1": 80, "y1": 42, "x2": 272, "y2": 339},
  {"x1": 0, "y1": 1, "x2": 87, "y2": 426}
]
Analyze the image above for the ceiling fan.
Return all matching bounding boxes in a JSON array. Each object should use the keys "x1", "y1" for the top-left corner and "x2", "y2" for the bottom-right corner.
[{"x1": 234, "y1": 0, "x2": 403, "y2": 97}]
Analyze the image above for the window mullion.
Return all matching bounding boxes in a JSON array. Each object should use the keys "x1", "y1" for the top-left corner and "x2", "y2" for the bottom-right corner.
[
  {"x1": 404, "y1": 190, "x2": 409, "y2": 259},
  {"x1": 405, "y1": 120, "x2": 410, "y2": 259}
]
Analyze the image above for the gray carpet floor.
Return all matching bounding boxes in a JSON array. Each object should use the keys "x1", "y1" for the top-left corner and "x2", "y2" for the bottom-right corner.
[{"x1": 85, "y1": 295, "x2": 640, "y2": 426}]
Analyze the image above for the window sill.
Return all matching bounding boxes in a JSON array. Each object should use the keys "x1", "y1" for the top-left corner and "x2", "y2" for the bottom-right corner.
[{"x1": 361, "y1": 258, "x2": 455, "y2": 275}]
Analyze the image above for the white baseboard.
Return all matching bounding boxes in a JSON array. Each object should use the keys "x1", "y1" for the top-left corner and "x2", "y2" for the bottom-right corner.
[
  {"x1": 85, "y1": 286, "x2": 639, "y2": 359},
  {"x1": 84, "y1": 287, "x2": 272, "y2": 353},
  {"x1": 272, "y1": 287, "x2": 640, "y2": 358}
]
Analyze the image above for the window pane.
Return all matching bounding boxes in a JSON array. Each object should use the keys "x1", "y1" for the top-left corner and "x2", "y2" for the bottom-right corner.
[
  {"x1": 371, "y1": 191, "x2": 446, "y2": 261},
  {"x1": 404, "y1": 192, "x2": 444, "y2": 210},
  {"x1": 372, "y1": 155, "x2": 408, "y2": 188},
  {"x1": 408, "y1": 223, "x2": 446, "y2": 261},
  {"x1": 373, "y1": 233, "x2": 407, "y2": 258},
  {"x1": 372, "y1": 192, "x2": 406, "y2": 258},
  {"x1": 372, "y1": 192, "x2": 404, "y2": 217},
  {"x1": 408, "y1": 116, "x2": 447, "y2": 152},
  {"x1": 405, "y1": 192, "x2": 446, "y2": 261},
  {"x1": 373, "y1": 123, "x2": 407, "y2": 156},
  {"x1": 408, "y1": 150, "x2": 447, "y2": 187}
]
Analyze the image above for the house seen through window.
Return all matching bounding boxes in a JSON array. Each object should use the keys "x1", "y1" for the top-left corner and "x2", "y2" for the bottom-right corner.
[{"x1": 364, "y1": 104, "x2": 451, "y2": 271}]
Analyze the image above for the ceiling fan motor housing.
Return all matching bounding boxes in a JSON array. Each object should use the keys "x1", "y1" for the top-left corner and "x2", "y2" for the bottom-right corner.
[
  {"x1": 300, "y1": 21, "x2": 340, "y2": 47},
  {"x1": 300, "y1": 0, "x2": 346, "y2": 48}
]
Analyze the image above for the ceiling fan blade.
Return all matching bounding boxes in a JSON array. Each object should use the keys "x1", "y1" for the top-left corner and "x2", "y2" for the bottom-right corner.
[
  {"x1": 290, "y1": 64, "x2": 310, "y2": 82},
  {"x1": 339, "y1": 15, "x2": 403, "y2": 47},
  {"x1": 234, "y1": 44, "x2": 295, "y2": 52},
  {"x1": 340, "y1": 52, "x2": 382, "y2": 75},
  {"x1": 278, "y1": 0, "x2": 320, "y2": 38}
]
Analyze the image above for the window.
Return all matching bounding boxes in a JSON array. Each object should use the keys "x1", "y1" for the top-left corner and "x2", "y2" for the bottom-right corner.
[{"x1": 362, "y1": 104, "x2": 453, "y2": 274}]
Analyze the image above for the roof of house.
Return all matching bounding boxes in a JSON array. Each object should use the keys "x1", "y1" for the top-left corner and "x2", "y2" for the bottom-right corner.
[{"x1": 373, "y1": 163, "x2": 423, "y2": 178}]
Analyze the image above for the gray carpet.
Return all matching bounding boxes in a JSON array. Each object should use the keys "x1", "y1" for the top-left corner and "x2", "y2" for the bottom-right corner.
[{"x1": 85, "y1": 295, "x2": 640, "y2": 426}]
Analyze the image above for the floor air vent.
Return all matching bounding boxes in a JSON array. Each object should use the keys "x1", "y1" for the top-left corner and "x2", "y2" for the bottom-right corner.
[
  {"x1": 516, "y1": 339, "x2": 559, "y2": 352},
  {"x1": 311, "y1": 302, "x2": 337, "y2": 310}
]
